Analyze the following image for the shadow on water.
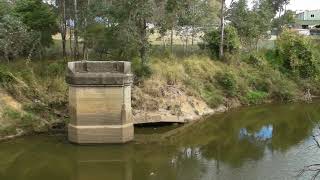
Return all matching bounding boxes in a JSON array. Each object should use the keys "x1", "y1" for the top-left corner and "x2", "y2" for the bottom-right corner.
[{"x1": 1, "y1": 101, "x2": 320, "y2": 180}]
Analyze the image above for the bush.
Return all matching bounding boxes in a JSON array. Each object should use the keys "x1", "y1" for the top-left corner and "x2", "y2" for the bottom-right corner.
[
  {"x1": 132, "y1": 58, "x2": 152, "y2": 79},
  {"x1": 0, "y1": 67, "x2": 17, "y2": 85},
  {"x1": 215, "y1": 71, "x2": 237, "y2": 97},
  {"x1": 276, "y1": 30, "x2": 317, "y2": 79},
  {"x1": 47, "y1": 62, "x2": 65, "y2": 76},
  {"x1": 201, "y1": 26, "x2": 240, "y2": 59},
  {"x1": 269, "y1": 75, "x2": 297, "y2": 102},
  {"x1": 245, "y1": 53, "x2": 267, "y2": 68},
  {"x1": 202, "y1": 87, "x2": 224, "y2": 108},
  {"x1": 244, "y1": 90, "x2": 268, "y2": 105}
]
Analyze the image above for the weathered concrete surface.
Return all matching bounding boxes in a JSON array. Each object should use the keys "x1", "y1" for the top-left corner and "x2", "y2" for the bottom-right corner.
[
  {"x1": 66, "y1": 61, "x2": 133, "y2": 85},
  {"x1": 67, "y1": 61, "x2": 134, "y2": 144}
]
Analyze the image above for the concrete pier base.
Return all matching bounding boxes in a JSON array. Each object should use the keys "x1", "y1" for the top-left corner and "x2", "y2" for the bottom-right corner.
[
  {"x1": 68, "y1": 124, "x2": 134, "y2": 144},
  {"x1": 66, "y1": 61, "x2": 134, "y2": 144}
]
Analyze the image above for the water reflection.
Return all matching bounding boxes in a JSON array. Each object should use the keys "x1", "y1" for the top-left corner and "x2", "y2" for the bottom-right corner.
[
  {"x1": 0, "y1": 102, "x2": 320, "y2": 180},
  {"x1": 171, "y1": 102, "x2": 320, "y2": 168},
  {"x1": 239, "y1": 125, "x2": 273, "y2": 141}
]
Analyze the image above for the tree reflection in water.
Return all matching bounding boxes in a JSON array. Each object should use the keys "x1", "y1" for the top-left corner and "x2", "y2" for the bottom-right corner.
[
  {"x1": 170, "y1": 102, "x2": 320, "y2": 168},
  {"x1": 0, "y1": 102, "x2": 320, "y2": 180}
]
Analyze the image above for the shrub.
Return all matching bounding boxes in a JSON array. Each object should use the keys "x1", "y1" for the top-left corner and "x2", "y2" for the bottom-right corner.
[
  {"x1": 0, "y1": 67, "x2": 16, "y2": 85},
  {"x1": 269, "y1": 75, "x2": 297, "y2": 102},
  {"x1": 201, "y1": 26, "x2": 240, "y2": 59},
  {"x1": 244, "y1": 90, "x2": 268, "y2": 105},
  {"x1": 47, "y1": 62, "x2": 65, "y2": 76},
  {"x1": 276, "y1": 30, "x2": 317, "y2": 78},
  {"x1": 201, "y1": 85, "x2": 224, "y2": 108},
  {"x1": 245, "y1": 53, "x2": 267, "y2": 68},
  {"x1": 215, "y1": 71, "x2": 237, "y2": 97},
  {"x1": 132, "y1": 58, "x2": 152, "y2": 79},
  {"x1": 250, "y1": 78, "x2": 270, "y2": 93}
]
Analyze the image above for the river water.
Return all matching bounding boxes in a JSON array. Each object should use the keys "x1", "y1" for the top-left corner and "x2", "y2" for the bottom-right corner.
[{"x1": 1, "y1": 101, "x2": 320, "y2": 180}]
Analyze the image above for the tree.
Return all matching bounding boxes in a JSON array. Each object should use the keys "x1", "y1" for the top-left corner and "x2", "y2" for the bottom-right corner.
[
  {"x1": 165, "y1": 0, "x2": 180, "y2": 53},
  {"x1": 201, "y1": 25, "x2": 240, "y2": 59},
  {"x1": 219, "y1": 0, "x2": 225, "y2": 59},
  {"x1": 266, "y1": 0, "x2": 290, "y2": 14},
  {"x1": 0, "y1": 15, "x2": 31, "y2": 62},
  {"x1": 272, "y1": 10, "x2": 295, "y2": 31},
  {"x1": 228, "y1": 0, "x2": 249, "y2": 45},
  {"x1": 250, "y1": 0, "x2": 274, "y2": 49},
  {"x1": 276, "y1": 30, "x2": 316, "y2": 79},
  {"x1": 14, "y1": 0, "x2": 59, "y2": 48},
  {"x1": 72, "y1": 0, "x2": 79, "y2": 61},
  {"x1": 56, "y1": 0, "x2": 67, "y2": 58},
  {"x1": 175, "y1": 0, "x2": 218, "y2": 53},
  {"x1": 228, "y1": 0, "x2": 277, "y2": 50}
]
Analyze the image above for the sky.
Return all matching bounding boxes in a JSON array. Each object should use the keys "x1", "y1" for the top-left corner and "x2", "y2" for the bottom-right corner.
[{"x1": 225, "y1": 0, "x2": 320, "y2": 11}]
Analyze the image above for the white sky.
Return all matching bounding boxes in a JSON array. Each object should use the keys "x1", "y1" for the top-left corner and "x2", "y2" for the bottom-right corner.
[{"x1": 226, "y1": 0, "x2": 320, "y2": 11}]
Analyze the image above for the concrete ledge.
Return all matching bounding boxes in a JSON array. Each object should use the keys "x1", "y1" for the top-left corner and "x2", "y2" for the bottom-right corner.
[
  {"x1": 66, "y1": 73, "x2": 133, "y2": 86},
  {"x1": 66, "y1": 61, "x2": 133, "y2": 86},
  {"x1": 70, "y1": 61, "x2": 131, "y2": 74},
  {"x1": 68, "y1": 124, "x2": 134, "y2": 144}
]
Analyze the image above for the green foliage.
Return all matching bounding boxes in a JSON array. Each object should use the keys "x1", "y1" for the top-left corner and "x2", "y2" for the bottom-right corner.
[
  {"x1": 244, "y1": 90, "x2": 268, "y2": 105},
  {"x1": 132, "y1": 58, "x2": 152, "y2": 79},
  {"x1": 2, "y1": 107, "x2": 41, "y2": 132},
  {"x1": 3, "y1": 107, "x2": 21, "y2": 120},
  {"x1": 245, "y1": 53, "x2": 267, "y2": 68},
  {"x1": 276, "y1": 30, "x2": 317, "y2": 79},
  {"x1": 85, "y1": 24, "x2": 139, "y2": 61},
  {"x1": 14, "y1": 0, "x2": 59, "y2": 47},
  {"x1": 47, "y1": 62, "x2": 65, "y2": 77},
  {"x1": 228, "y1": 0, "x2": 274, "y2": 48},
  {"x1": 0, "y1": 1, "x2": 11, "y2": 18},
  {"x1": 0, "y1": 67, "x2": 17, "y2": 85},
  {"x1": 201, "y1": 26, "x2": 240, "y2": 59},
  {"x1": 269, "y1": 73, "x2": 298, "y2": 102},
  {"x1": 272, "y1": 10, "x2": 295, "y2": 30},
  {"x1": 215, "y1": 71, "x2": 237, "y2": 97},
  {"x1": 0, "y1": 15, "x2": 31, "y2": 61},
  {"x1": 201, "y1": 84, "x2": 224, "y2": 108}
]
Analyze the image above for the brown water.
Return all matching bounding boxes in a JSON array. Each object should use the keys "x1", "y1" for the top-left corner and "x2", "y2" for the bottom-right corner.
[{"x1": 1, "y1": 101, "x2": 320, "y2": 180}]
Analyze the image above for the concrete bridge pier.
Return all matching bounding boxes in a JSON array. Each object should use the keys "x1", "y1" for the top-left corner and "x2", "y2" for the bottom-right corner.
[{"x1": 66, "y1": 61, "x2": 134, "y2": 144}]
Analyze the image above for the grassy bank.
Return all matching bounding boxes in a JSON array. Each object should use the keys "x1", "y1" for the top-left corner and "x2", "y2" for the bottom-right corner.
[
  {"x1": 0, "y1": 50, "x2": 319, "y2": 138},
  {"x1": 136, "y1": 54, "x2": 311, "y2": 111}
]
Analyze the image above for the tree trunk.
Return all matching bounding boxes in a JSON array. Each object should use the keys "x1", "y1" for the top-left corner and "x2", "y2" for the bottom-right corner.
[
  {"x1": 73, "y1": 0, "x2": 79, "y2": 61},
  {"x1": 170, "y1": 28, "x2": 174, "y2": 54},
  {"x1": 69, "y1": 27, "x2": 73, "y2": 57},
  {"x1": 139, "y1": 18, "x2": 147, "y2": 65},
  {"x1": 185, "y1": 36, "x2": 188, "y2": 55},
  {"x1": 162, "y1": 36, "x2": 166, "y2": 51},
  {"x1": 60, "y1": 0, "x2": 67, "y2": 59},
  {"x1": 83, "y1": 0, "x2": 90, "y2": 61},
  {"x1": 219, "y1": 0, "x2": 225, "y2": 59},
  {"x1": 256, "y1": 38, "x2": 259, "y2": 52},
  {"x1": 4, "y1": 44, "x2": 9, "y2": 63}
]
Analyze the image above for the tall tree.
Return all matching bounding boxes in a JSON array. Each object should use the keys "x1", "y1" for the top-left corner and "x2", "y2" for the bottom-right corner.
[
  {"x1": 14, "y1": 0, "x2": 59, "y2": 48},
  {"x1": 219, "y1": 0, "x2": 225, "y2": 59},
  {"x1": 228, "y1": 0, "x2": 287, "y2": 50},
  {"x1": 73, "y1": 0, "x2": 79, "y2": 61},
  {"x1": 56, "y1": 0, "x2": 67, "y2": 58}
]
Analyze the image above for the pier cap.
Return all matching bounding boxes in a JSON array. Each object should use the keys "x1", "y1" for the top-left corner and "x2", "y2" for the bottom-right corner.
[{"x1": 66, "y1": 61, "x2": 133, "y2": 86}]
